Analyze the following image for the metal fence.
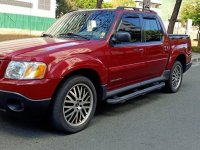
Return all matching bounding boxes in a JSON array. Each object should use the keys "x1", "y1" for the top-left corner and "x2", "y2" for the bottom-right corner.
[{"x1": 0, "y1": 13, "x2": 56, "y2": 31}]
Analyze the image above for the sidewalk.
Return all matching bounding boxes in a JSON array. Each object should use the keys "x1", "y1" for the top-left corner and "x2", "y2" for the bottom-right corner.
[{"x1": 192, "y1": 52, "x2": 200, "y2": 63}]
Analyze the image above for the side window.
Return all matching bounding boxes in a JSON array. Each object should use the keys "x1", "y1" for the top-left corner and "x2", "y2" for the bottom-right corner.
[
  {"x1": 118, "y1": 17, "x2": 141, "y2": 43},
  {"x1": 143, "y1": 18, "x2": 163, "y2": 42}
]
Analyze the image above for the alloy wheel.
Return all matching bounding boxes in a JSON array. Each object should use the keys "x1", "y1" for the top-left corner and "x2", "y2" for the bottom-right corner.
[
  {"x1": 171, "y1": 64, "x2": 182, "y2": 90},
  {"x1": 62, "y1": 83, "x2": 93, "y2": 127}
]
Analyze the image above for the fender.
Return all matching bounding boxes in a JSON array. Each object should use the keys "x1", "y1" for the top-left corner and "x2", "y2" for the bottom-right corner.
[
  {"x1": 166, "y1": 44, "x2": 187, "y2": 70},
  {"x1": 46, "y1": 54, "x2": 108, "y2": 85}
]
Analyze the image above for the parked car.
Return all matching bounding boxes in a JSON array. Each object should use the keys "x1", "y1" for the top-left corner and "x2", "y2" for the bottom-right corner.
[{"x1": 0, "y1": 7, "x2": 192, "y2": 133}]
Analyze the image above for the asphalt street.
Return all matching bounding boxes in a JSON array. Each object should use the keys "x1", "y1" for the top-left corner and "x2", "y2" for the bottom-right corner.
[{"x1": 0, "y1": 65, "x2": 200, "y2": 150}]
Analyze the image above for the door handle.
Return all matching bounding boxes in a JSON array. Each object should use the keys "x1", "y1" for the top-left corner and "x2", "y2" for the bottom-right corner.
[{"x1": 134, "y1": 48, "x2": 144, "y2": 52}]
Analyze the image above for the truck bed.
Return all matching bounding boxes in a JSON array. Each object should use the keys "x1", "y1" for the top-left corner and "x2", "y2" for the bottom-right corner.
[{"x1": 169, "y1": 34, "x2": 190, "y2": 39}]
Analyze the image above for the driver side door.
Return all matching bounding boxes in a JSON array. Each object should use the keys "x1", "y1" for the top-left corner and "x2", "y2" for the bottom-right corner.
[{"x1": 108, "y1": 14, "x2": 148, "y2": 90}]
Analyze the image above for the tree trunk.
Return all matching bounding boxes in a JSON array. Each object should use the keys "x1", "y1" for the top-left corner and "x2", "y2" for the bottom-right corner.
[
  {"x1": 167, "y1": 0, "x2": 182, "y2": 34},
  {"x1": 97, "y1": 0, "x2": 103, "y2": 8}
]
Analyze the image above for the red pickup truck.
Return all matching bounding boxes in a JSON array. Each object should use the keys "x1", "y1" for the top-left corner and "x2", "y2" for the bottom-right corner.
[{"x1": 0, "y1": 7, "x2": 192, "y2": 133}]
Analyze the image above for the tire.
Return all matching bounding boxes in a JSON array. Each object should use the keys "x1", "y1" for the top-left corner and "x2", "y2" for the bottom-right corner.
[
  {"x1": 50, "y1": 75, "x2": 97, "y2": 133},
  {"x1": 165, "y1": 61, "x2": 183, "y2": 93}
]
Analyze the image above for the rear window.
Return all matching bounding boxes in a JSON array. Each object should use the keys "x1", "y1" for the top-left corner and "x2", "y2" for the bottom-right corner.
[{"x1": 143, "y1": 18, "x2": 163, "y2": 42}]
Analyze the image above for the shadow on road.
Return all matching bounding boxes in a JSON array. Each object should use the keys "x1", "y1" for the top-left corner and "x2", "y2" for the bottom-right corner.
[
  {"x1": 95, "y1": 89, "x2": 164, "y2": 117},
  {"x1": 0, "y1": 89, "x2": 165, "y2": 137}
]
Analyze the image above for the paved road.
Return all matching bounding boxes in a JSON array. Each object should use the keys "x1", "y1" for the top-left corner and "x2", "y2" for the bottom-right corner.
[{"x1": 0, "y1": 65, "x2": 200, "y2": 150}]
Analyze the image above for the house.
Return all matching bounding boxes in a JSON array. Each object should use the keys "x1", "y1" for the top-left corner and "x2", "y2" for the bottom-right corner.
[{"x1": 0, "y1": 0, "x2": 56, "y2": 35}]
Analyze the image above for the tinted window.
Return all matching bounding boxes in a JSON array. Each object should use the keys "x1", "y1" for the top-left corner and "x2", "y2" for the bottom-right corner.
[
  {"x1": 118, "y1": 17, "x2": 141, "y2": 43},
  {"x1": 143, "y1": 18, "x2": 163, "y2": 42}
]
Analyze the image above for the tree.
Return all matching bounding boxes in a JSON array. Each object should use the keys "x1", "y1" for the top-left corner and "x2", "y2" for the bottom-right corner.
[
  {"x1": 56, "y1": 0, "x2": 67, "y2": 18},
  {"x1": 75, "y1": 0, "x2": 111, "y2": 9},
  {"x1": 56, "y1": 0, "x2": 76, "y2": 18},
  {"x1": 181, "y1": 0, "x2": 200, "y2": 46},
  {"x1": 56, "y1": 0, "x2": 113, "y2": 17},
  {"x1": 102, "y1": 2, "x2": 113, "y2": 8},
  {"x1": 74, "y1": 0, "x2": 96, "y2": 9},
  {"x1": 167, "y1": 0, "x2": 183, "y2": 34},
  {"x1": 110, "y1": 0, "x2": 136, "y2": 8},
  {"x1": 97, "y1": 0, "x2": 103, "y2": 8}
]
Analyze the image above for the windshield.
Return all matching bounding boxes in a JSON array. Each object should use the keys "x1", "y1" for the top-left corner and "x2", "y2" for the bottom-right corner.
[{"x1": 45, "y1": 10, "x2": 116, "y2": 40}]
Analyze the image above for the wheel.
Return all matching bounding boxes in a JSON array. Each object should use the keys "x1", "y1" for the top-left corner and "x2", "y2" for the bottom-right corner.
[
  {"x1": 51, "y1": 76, "x2": 97, "y2": 133},
  {"x1": 165, "y1": 61, "x2": 183, "y2": 93}
]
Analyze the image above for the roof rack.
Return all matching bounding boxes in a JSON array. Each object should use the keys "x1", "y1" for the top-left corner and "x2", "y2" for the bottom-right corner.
[{"x1": 116, "y1": 6, "x2": 156, "y2": 13}]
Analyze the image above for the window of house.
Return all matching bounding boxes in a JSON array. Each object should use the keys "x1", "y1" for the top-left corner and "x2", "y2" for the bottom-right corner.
[
  {"x1": 118, "y1": 16, "x2": 142, "y2": 43},
  {"x1": 0, "y1": 0, "x2": 32, "y2": 8},
  {"x1": 38, "y1": 0, "x2": 50, "y2": 10},
  {"x1": 143, "y1": 18, "x2": 163, "y2": 42}
]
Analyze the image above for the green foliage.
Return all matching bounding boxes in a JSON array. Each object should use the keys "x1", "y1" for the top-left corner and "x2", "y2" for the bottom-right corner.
[
  {"x1": 192, "y1": 46, "x2": 200, "y2": 53},
  {"x1": 74, "y1": 0, "x2": 112, "y2": 9},
  {"x1": 56, "y1": 0, "x2": 76, "y2": 18},
  {"x1": 181, "y1": 0, "x2": 200, "y2": 46},
  {"x1": 110, "y1": 0, "x2": 136, "y2": 8},
  {"x1": 102, "y1": 2, "x2": 113, "y2": 8},
  {"x1": 74, "y1": 0, "x2": 96, "y2": 9},
  {"x1": 56, "y1": 0, "x2": 114, "y2": 17},
  {"x1": 56, "y1": 0, "x2": 67, "y2": 18},
  {"x1": 181, "y1": 0, "x2": 200, "y2": 27}
]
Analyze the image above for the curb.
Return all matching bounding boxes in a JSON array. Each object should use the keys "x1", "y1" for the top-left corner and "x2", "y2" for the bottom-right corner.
[
  {"x1": 192, "y1": 52, "x2": 200, "y2": 64},
  {"x1": 192, "y1": 57, "x2": 200, "y2": 63}
]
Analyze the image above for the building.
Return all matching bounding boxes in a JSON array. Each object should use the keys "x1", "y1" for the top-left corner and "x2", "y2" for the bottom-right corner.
[
  {"x1": 0, "y1": 0, "x2": 56, "y2": 35},
  {"x1": 134, "y1": 0, "x2": 162, "y2": 14}
]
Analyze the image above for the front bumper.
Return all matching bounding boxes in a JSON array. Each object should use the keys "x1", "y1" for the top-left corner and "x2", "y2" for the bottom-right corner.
[{"x1": 0, "y1": 90, "x2": 50, "y2": 115}]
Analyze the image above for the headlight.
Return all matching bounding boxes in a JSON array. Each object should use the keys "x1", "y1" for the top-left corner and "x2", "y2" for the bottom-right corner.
[{"x1": 5, "y1": 61, "x2": 47, "y2": 80}]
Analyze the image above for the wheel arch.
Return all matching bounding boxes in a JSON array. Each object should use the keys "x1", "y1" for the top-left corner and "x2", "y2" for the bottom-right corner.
[
  {"x1": 175, "y1": 54, "x2": 186, "y2": 72},
  {"x1": 51, "y1": 68, "x2": 106, "y2": 105},
  {"x1": 167, "y1": 53, "x2": 187, "y2": 72}
]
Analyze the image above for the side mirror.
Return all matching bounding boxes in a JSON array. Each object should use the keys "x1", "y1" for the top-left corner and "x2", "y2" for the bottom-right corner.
[{"x1": 111, "y1": 32, "x2": 131, "y2": 44}]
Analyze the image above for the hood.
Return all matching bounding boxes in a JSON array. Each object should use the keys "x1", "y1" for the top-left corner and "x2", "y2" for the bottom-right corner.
[{"x1": 0, "y1": 37, "x2": 92, "y2": 60}]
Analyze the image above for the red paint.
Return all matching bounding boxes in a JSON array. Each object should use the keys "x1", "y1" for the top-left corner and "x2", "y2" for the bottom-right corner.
[{"x1": 0, "y1": 9, "x2": 192, "y2": 100}]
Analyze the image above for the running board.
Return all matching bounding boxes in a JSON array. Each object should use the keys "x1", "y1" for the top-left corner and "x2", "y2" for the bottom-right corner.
[{"x1": 106, "y1": 82, "x2": 165, "y2": 104}]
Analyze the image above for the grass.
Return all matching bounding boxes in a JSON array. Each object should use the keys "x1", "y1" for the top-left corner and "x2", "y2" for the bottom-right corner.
[
  {"x1": 0, "y1": 34, "x2": 36, "y2": 42},
  {"x1": 192, "y1": 40, "x2": 200, "y2": 53},
  {"x1": 192, "y1": 46, "x2": 200, "y2": 53}
]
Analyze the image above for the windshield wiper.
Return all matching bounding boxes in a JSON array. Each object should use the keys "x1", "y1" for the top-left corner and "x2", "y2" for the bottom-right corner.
[
  {"x1": 41, "y1": 33, "x2": 53, "y2": 38},
  {"x1": 58, "y1": 33, "x2": 90, "y2": 40}
]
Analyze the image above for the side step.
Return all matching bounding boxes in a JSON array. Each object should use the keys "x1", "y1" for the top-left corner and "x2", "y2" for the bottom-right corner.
[{"x1": 106, "y1": 82, "x2": 165, "y2": 104}]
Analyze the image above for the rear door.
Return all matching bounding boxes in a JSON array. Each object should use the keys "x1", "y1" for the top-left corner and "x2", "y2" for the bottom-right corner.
[
  {"x1": 142, "y1": 15, "x2": 169, "y2": 77},
  {"x1": 108, "y1": 13, "x2": 147, "y2": 89}
]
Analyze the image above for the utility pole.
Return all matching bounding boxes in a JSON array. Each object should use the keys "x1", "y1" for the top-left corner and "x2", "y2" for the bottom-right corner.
[{"x1": 143, "y1": 0, "x2": 151, "y2": 9}]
